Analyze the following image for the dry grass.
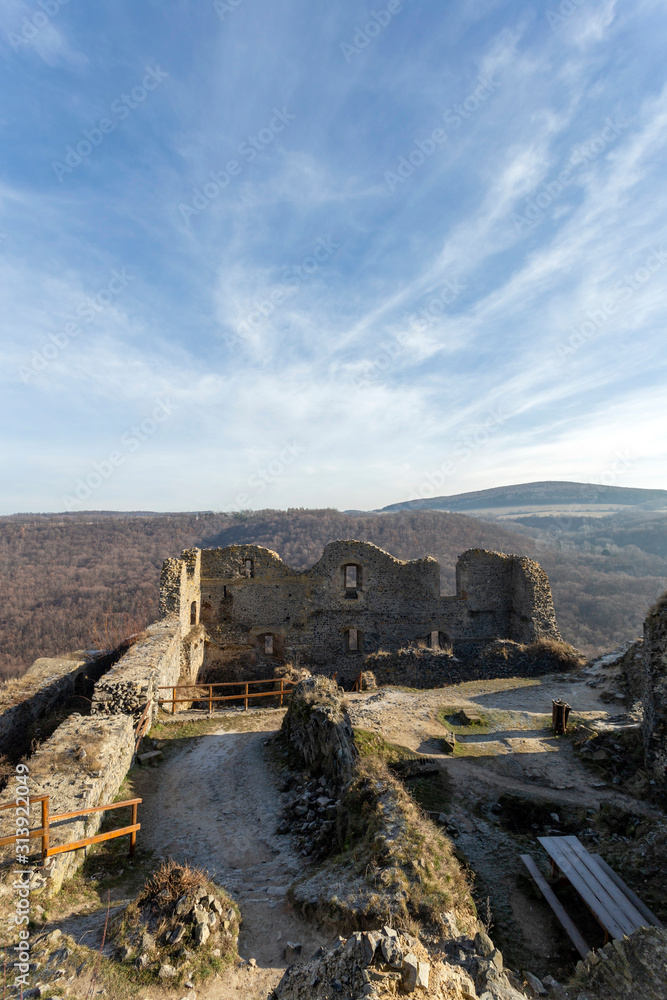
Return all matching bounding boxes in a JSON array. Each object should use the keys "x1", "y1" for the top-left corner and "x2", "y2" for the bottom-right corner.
[
  {"x1": 294, "y1": 752, "x2": 477, "y2": 937},
  {"x1": 138, "y1": 857, "x2": 210, "y2": 906}
]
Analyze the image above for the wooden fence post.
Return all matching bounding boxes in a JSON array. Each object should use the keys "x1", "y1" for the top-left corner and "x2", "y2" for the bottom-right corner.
[
  {"x1": 279, "y1": 678, "x2": 284, "y2": 708},
  {"x1": 209, "y1": 685, "x2": 213, "y2": 714},
  {"x1": 41, "y1": 797, "x2": 49, "y2": 861},
  {"x1": 244, "y1": 682, "x2": 249, "y2": 711},
  {"x1": 171, "y1": 686, "x2": 176, "y2": 715},
  {"x1": 129, "y1": 802, "x2": 137, "y2": 857}
]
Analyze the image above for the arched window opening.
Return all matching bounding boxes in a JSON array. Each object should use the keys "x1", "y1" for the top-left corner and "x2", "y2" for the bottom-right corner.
[
  {"x1": 264, "y1": 634, "x2": 274, "y2": 655},
  {"x1": 244, "y1": 558, "x2": 254, "y2": 578},
  {"x1": 190, "y1": 601, "x2": 198, "y2": 625}
]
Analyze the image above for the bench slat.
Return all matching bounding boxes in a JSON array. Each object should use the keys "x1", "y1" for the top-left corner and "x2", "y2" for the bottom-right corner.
[
  {"x1": 539, "y1": 836, "x2": 643, "y2": 939},
  {"x1": 560, "y1": 837, "x2": 648, "y2": 934},
  {"x1": 591, "y1": 854, "x2": 664, "y2": 929},
  {"x1": 520, "y1": 854, "x2": 590, "y2": 959}
]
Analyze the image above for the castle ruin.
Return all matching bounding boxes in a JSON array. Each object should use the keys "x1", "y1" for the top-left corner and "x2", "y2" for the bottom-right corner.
[{"x1": 159, "y1": 541, "x2": 562, "y2": 683}]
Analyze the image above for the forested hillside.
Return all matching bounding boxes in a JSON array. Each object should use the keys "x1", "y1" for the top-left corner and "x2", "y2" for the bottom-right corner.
[{"x1": 0, "y1": 508, "x2": 665, "y2": 678}]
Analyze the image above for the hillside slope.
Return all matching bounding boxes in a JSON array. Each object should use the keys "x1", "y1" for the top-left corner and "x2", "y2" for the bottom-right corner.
[{"x1": 379, "y1": 481, "x2": 667, "y2": 515}]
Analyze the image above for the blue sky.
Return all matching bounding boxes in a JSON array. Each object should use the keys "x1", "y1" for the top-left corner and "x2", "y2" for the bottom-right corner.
[{"x1": 1, "y1": 0, "x2": 666, "y2": 514}]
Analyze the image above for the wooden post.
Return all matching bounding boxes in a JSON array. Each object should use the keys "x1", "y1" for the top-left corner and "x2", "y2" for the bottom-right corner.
[
  {"x1": 244, "y1": 682, "x2": 249, "y2": 711},
  {"x1": 279, "y1": 678, "x2": 284, "y2": 708},
  {"x1": 209, "y1": 685, "x2": 213, "y2": 714},
  {"x1": 171, "y1": 686, "x2": 176, "y2": 715},
  {"x1": 129, "y1": 802, "x2": 137, "y2": 858},
  {"x1": 41, "y1": 797, "x2": 49, "y2": 861}
]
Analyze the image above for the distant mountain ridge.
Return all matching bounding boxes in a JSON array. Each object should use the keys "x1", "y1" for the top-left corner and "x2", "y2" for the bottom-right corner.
[{"x1": 376, "y1": 481, "x2": 667, "y2": 515}]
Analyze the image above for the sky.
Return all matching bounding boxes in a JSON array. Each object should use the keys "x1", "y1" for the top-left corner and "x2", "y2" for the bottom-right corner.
[{"x1": 1, "y1": 0, "x2": 666, "y2": 515}]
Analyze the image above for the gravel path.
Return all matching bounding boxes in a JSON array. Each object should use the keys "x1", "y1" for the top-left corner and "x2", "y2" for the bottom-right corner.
[{"x1": 137, "y1": 722, "x2": 329, "y2": 992}]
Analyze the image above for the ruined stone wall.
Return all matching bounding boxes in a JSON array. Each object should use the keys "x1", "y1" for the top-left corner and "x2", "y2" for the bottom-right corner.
[
  {"x1": 91, "y1": 620, "x2": 181, "y2": 721},
  {"x1": 0, "y1": 654, "x2": 98, "y2": 759},
  {"x1": 0, "y1": 713, "x2": 135, "y2": 893},
  {"x1": 510, "y1": 555, "x2": 562, "y2": 642},
  {"x1": 456, "y1": 549, "x2": 561, "y2": 644},
  {"x1": 281, "y1": 676, "x2": 358, "y2": 785},
  {"x1": 162, "y1": 541, "x2": 562, "y2": 686},
  {"x1": 159, "y1": 547, "x2": 201, "y2": 636},
  {"x1": 642, "y1": 591, "x2": 667, "y2": 796}
]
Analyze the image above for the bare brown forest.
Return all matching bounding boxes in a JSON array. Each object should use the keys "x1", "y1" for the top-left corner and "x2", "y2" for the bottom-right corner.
[{"x1": 1, "y1": 508, "x2": 665, "y2": 679}]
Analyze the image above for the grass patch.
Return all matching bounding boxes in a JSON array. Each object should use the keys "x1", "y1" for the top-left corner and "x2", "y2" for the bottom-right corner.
[
  {"x1": 437, "y1": 706, "x2": 493, "y2": 735},
  {"x1": 354, "y1": 728, "x2": 421, "y2": 765},
  {"x1": 354, "y1": 729, "x2": 452, "y2": 813}
]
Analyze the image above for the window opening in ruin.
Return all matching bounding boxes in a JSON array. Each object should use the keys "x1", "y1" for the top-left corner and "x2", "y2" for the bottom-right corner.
[
  {"x1": 429, "y1": 630, "x2": 440, "y2": 649},
  {"x1": 244, "y1": 559, "x2": 254, "y2": 578},
  {"x1": 344, "y1": 563, "x2": 362, "y2": 598},
  {"x1": 347, "y1": 628, "x2": 360, "y2": 652},
  {"x1": 223, "y1": 585, "x2": 227, "y2": 598},
  {"x1": 264, "y1": 634, "x2": 274, "y2": 655},
  {"x1": 190, "y1": 601, "x2": 198, "y2": 625}
]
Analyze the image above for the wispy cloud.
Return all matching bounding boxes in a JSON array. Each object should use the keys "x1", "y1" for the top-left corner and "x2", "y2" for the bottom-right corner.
[{"x1": 1, "y1": 0, "x2": 666, "y2": 512}]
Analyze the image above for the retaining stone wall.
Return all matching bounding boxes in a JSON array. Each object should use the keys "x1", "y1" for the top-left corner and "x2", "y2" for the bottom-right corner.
[
  {"x1": 91, "y1": 620, "x2": 181, "y2": 721},
  {"x1": 0, "y1": 713, "x2": 135, "y2": 893},
  {"x1": 0, "y1": 654, "x2": 91, "y2": 759}
]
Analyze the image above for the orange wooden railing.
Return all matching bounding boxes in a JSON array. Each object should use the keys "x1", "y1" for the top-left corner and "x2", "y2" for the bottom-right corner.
[
  {"x1": 0, "y1": 795, "x2": 141, "y2": 860},
  {"x1": 158, "y1": 677, "x2": 297, "y2": 714}
]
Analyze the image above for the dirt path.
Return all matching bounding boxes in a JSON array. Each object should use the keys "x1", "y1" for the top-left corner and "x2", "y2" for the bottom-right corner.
[{"x1": 136, "y1": 721, "x2": 330, "y2": 998}]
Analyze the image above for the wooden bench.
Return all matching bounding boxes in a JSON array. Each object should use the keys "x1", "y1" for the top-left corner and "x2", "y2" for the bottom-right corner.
[{"x1": 521, "y1": 835, "x2": 662, "y2": 956}]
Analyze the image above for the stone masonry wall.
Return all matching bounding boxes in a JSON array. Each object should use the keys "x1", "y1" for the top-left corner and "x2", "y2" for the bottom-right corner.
[
  {"x1": 0, "y1": 713, "x2": 135, "y2": 894},
  {"x1": 91, "y1": 620, "x2": 182, "y2": 721},
  {"x1": 0, "y1": 654, "x2": 90, "y2": 759},
  {"x1": 163, "y1": 541, "x2": 562, "y2": 687},
  {"x1": 642, "y1": 591, "x2": 667, "y2": 797},
  {"x1": 159, "y1": 548, "x2": 201, "y2": 636}
]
